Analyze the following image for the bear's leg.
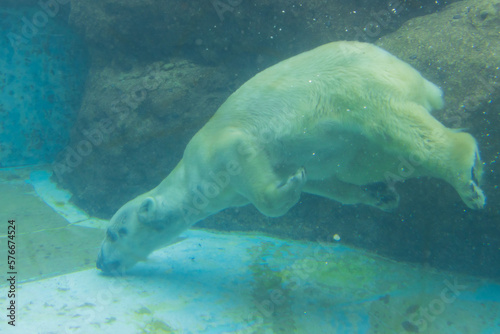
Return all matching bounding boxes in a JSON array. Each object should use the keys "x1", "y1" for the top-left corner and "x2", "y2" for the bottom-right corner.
[
  {"x1": 304, "y1": 177, "x2": 399, "y2": 212},
  {"x1": 444, "y1": 132, "x2": 486, "y2": 209},
  {"x1": 365, "y1": 103, "x2": 485, "y2": 209},
  {"x1": 237, "y1": 152, "x2": 307, "y2": 217}
]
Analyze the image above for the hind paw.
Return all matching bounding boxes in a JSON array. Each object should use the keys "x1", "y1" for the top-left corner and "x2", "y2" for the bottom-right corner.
[
  {"x1": 364, "y1": 182, "x2": 400, "y2": 212},
  {"x1": 461, "y1": 181, "x2": 486, "y2": 209}
]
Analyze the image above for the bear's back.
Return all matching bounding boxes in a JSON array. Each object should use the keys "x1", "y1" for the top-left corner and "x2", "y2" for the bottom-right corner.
[{"x1": 208, "y1": 41, "x2": 443, "y2": 139}]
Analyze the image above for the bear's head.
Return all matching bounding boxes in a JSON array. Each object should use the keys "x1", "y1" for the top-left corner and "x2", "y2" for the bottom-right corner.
[{"x1": 96, "y1": 194, "x2": 187, "y2": 274}]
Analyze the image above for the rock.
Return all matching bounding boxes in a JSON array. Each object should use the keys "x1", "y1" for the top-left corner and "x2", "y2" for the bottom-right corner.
[
  {"x1": 376, "y1": 0, "x2": 499, "y2": 127},
  {"x1": 53, "y1": 59, "x2": 238, "y2": 216},
  {"x1": 68, "y1": 0, "x2": 456, "y2": 66}
]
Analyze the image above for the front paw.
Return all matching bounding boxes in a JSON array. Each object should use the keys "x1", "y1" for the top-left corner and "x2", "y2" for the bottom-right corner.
[{"x1": 278, "y1": 167, "x2": 307, "y2": 191}]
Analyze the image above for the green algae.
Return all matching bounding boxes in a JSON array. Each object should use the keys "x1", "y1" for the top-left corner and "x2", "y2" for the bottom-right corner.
[
  {"x1": 139, "y1": 318, "x2": 176, "y2": 334},
  {"x1": 288, "y1": 253, "x2": 379, "y2": 291},
  {"x1": 247, "y1": 242, "x2": 296, "y2": 334}
]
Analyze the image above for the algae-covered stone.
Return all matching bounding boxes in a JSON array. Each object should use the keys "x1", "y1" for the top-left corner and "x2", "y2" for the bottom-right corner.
[
  {"x1": 53, "y1": 59, "x2": 233, "y2": 216},
  {"x1": 376, "y1": 0, "x2": 499, "y2": 126},
  {"x1": 68, "y1": 0, "x2": 451, "y2": 65}
]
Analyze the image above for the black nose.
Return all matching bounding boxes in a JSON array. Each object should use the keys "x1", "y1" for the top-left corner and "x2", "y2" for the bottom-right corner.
[{"x1": 96, "y1": 250, "x2": 120, "y2": 273}]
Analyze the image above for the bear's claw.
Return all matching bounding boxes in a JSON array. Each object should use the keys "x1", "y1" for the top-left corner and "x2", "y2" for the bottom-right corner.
[
  {"x1": 462, "y1": 181, "x2": 486, "y2": 209},
  {"x1": 278, "y1": 167, "x2": 307, "y2": 191}
]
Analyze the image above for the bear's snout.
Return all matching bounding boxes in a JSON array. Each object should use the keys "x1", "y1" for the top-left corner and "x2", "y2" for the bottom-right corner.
[{"x1": 96, "y1": 249, "x2": 121, "y2": 273}]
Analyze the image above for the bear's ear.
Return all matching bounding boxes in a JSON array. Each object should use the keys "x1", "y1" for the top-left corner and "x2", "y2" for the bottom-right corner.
[{"x1": 138, "y1": 197, "x2": 156, "y2": 224}]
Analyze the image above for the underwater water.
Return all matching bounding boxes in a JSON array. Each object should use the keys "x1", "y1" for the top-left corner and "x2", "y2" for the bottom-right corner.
[{"x1": 0, "y1": 1, "x2": 499, "y2": 333}]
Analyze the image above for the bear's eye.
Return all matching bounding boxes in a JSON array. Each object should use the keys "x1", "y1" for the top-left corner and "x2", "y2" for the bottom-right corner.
[
  {"x1": 118, "y1": 227, "x2": 128, "y2": 237},
  {"x1": 106, "y1": 229, "x2": 118, "y2": 242}
]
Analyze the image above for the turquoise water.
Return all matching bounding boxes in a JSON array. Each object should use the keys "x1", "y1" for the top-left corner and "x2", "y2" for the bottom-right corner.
[
  {"x1": 0, "y1": 6, "x2": 86, "y2": 167},
  {"x1": 0, "y1": 1, "x2": 499, "y2": 333}
]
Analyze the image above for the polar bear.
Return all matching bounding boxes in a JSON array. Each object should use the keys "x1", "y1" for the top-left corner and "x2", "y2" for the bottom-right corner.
[{"x1": 97, "y1": 41, "x2": 485, "y2": 273}]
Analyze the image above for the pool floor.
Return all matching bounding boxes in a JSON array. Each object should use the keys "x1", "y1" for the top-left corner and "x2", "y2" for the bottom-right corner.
[{"x1": 0, "y1": 167, "x2": 499, "y2": 334}]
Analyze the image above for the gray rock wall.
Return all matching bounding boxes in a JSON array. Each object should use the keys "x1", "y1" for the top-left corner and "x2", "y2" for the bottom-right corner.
[
  {"x1": 68, "y1": 0, "x2": 454, "y2": 65},
  {"x1": 53, "y1": 58, "x2": 241, "y2": 214}
]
